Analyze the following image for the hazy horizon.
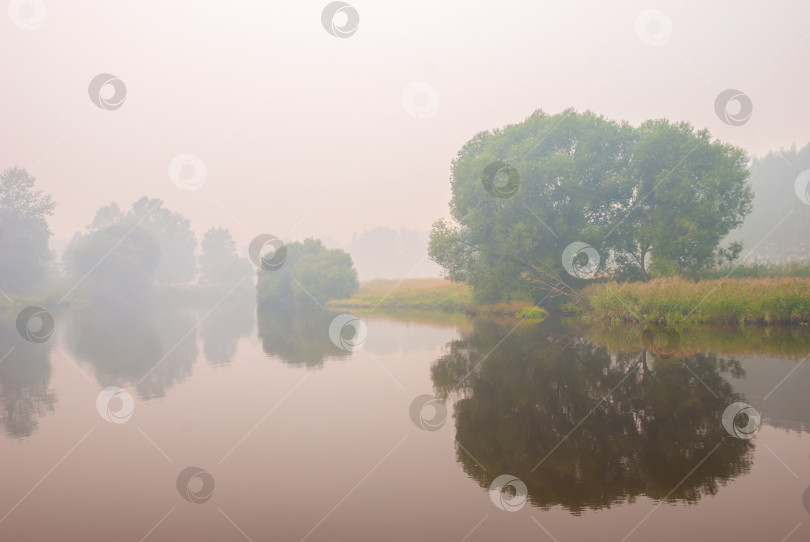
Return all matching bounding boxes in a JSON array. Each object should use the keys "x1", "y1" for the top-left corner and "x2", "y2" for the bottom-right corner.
[{"x1": 5, "y1": 0, "x2": 810, "y2": 260}]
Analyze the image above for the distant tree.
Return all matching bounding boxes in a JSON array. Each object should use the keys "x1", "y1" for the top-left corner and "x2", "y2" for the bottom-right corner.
[
  {"x1": 64, "y1": 224, "x2": 160, "y2": 302},
  {"x1": 0, "y1": 167, "x2": 55, "y2": 293},
  {"x1": 727, "y1": 143, "x2": 810, "y2": 263},
  {"x1": 198, "y1": 227, "x2": 252, "y2": 287},
  {"x1": 86, "y1": 202, "x2": 125, "y2": 233},
  {"x1": 129, "y1": 197, "x2": 197, "y2": 284},
  {"x1": 429, "y1": 110, "x2": 752, "y2": 303},
  {"x1": 72, "y1": 198, "x2": 197, "y2": 285},
  {"x1": 256, "y1": 238, "x2": 358, "y2": 308}
]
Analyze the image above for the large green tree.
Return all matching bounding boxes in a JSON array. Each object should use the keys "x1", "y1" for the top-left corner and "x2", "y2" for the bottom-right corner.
[
  {"x1": 429, "y1": 110, "x2": 752, "y2": 303},
  {"x1": 0, "y1": 167, "x2": 55, "y2": 293}
]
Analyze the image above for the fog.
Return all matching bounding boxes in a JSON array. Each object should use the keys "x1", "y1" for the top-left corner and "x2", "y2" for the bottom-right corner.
[{"x1": 3, "y1": 0, "x2": 809, "y2": 277}]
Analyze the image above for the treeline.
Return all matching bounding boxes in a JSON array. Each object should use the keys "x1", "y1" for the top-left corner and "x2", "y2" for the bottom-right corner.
[
  {"x1": 1, "y1": 165, "x2": 361, "y2": 310},
  {"x1": 0, "y1": 167, "x2": 252, "y2": 303}
]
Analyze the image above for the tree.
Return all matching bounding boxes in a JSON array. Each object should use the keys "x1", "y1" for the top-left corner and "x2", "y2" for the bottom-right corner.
[
  {"x1": 74, "y1": 198, "x2": 197, "y2": 285},
  {"x1": 0, "y1": 167, "x2": 55, "y2": 293},
  {"x1": 64, "y1": 224, "x2": 161, "y2": 302},
  {"x1": 129, "y1": 197, "x2": 197, "y2": 284},
  {"x1": 198, "y1": 227, "x2": 252, "y2": 288},
  {"x1": 726, "y1": 143, "x2": 810, "y2": 263},
  {"x1": 256, "y1": 238, "x2": 358, "y2": 309},
  {"x1": 609, "y1": 120, "x2": 751, "y2": 280},
  {"x1": 428, "y1": 110, "x2": 752, "y2": 303}
]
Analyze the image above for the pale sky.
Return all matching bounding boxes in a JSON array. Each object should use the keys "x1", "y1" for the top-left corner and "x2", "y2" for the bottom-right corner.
[{"x1": 3, "y1": 0, "x2": 809, "y2": 251}]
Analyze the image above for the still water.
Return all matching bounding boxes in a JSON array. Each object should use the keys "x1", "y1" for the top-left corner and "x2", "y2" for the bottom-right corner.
[{"x1": 1, "y1": 299, "x2": 810, "y2": 541}]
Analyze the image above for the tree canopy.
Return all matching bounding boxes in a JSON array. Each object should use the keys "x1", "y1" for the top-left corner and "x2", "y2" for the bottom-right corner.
[
  {"x1": 429, "y1": 110, "x2": 753, "y2": 303},
  {"x1": 198, "y1": 226, "x2": 252, "y2": 289},
  {"x1": 0, "y1": 167, "x2": 55, "y2": 293},
  {"x1": 256, "y1": 238, "x2": 358, "y2": 309},
  {"x1": 64, "y1": 224, "x2": 161, "y2": 302},
  {"x1": 83, "y1": 197, "x2": 197, "y2": 284}
]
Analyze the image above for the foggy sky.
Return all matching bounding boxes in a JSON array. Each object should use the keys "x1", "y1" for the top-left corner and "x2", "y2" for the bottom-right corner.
[{"x1": 3, "y1": 0, "x2": 809, "y2": 254}]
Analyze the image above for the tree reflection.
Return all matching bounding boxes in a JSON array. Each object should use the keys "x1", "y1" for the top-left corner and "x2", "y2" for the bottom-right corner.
[
  {"x1": 200, "y1": 299, "x2": 254, "y2": 366},
  {"x1": 432, "y1": 319, "x2": 753, "y2": 514},
  {"x1": 63, "y1": 301, "x2": 197, "y2": 399},
  {"x1": 257, "y1": 307, "x2": 351, "y2": 367},
  {"x1": 0, "y1": 319, "x2": 56, "y2": 438}
]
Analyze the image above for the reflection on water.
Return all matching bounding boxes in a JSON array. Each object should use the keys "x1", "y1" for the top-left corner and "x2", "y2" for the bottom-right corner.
[
  {"x1": 433, "y1": 318, "x2": 766, "y2": 513},
  {"x1": 63, "y1": 302, "x2": 198, "y2": 399},
  {"x1": 257, "y1": 307, "x2": 351, "y2": 366},
  {"x1": 1, "y1": 300, "x2": 810, "y2": 540},
  {"x1": 201, "y1": 299, "x2": 254, "y2": 366},
  {"x1": 0, "y1": 320, "x2": 55, "y2": 438}
]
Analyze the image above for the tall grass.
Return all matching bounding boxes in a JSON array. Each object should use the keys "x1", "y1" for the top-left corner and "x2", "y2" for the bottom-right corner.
[
  {"x1": 584, "y1": 276, "x2": 810, "y2": 325},
  {"x1": 698, "y1": 262, "x2": 810, "y2": 280}
]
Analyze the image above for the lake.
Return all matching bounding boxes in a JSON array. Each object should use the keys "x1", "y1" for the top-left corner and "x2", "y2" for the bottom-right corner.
[{"x1": 2, "y1": 299, "x2": 810, "y2": 541}]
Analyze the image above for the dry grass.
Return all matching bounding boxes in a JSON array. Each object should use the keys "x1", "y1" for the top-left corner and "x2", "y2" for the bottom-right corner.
[{"x1": 584, "y1": 276, "x2": 810, "y2": 325}]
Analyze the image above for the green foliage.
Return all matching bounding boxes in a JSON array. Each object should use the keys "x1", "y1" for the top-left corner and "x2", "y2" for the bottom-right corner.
[
  {"x1": 0, "y1": 167, "x2": 55, "y2": 293},
  {"x1": 428, "y1": 110, "x2": 753, "y2": 304},
  {"x1": 256, "y1": 238, "x2": 358, "y2": 309}
]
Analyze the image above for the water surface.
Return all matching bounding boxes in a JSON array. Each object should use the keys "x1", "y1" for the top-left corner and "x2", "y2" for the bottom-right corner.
[{"x1": 1, "y1": 300, "x2": 809, "y2": 541}]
